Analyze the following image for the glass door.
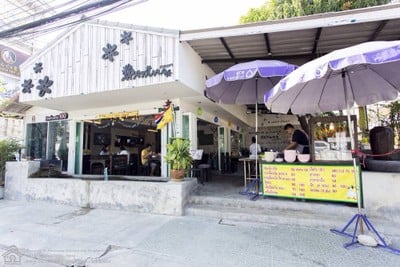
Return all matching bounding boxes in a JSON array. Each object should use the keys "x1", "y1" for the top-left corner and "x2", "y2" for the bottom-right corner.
[
  {"x1": 217, "y1": 126, "x2": 225, "y2": 171},
  {"x1": 75, "y1": 122, "x2": 82, "y2": 174}
]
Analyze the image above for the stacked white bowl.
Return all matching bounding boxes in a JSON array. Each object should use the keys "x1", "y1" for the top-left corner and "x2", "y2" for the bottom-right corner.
[{"x1": 284, "y1": 150, "x2": 296, "y2": 162}]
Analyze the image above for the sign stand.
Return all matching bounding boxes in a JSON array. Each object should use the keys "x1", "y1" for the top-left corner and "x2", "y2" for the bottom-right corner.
[
  {"x1": 330, "y1": 153, "x2": 400, "y2": 255},
  {"x1": 239, "y1": 177, "x2": 260, "y2": 201},
  {"x1": 330, "y1": 214, "x2": 400, "y2": 255}
]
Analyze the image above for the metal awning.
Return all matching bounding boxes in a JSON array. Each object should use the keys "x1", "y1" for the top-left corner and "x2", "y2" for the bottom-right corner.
[
  {"x1": 180, "y1": 3, "x2": 400, "y2": 74},
  {"x1": 0, "y1": 94, "x2": 31, "y2": 117}
]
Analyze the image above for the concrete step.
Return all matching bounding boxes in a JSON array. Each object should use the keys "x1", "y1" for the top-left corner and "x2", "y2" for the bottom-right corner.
[
  {"x1": 185, "y1": 203, "x2": 349, "y2": 229},
  {"x1": 187, "y1": 194, "x2": 357, "y2": 218},
  {"x1": 185, "y1": 195, "x2": 400, "y2": 235}
]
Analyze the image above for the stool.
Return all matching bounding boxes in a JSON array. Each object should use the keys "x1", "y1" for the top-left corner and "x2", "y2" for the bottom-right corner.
[
  {"x1": 198, "y1": 164, "x2": 211, "y2": 182},
  {"x1": 190, "y1": 167, "x2": 203, "y2": 184}
]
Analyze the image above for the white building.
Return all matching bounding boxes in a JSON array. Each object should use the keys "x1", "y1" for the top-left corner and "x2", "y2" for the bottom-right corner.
[
  {"x1": 18, "y1": 4, "x2": 400, "y2": 176},
  {"x1": 19, "y1": 20, "x2": 252, "y2": 175}
]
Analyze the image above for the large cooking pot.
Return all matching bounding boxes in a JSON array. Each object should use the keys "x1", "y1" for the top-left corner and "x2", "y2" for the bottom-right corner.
[{"x1": 264, "y1": 151, "x2": 276, "y2": 162}]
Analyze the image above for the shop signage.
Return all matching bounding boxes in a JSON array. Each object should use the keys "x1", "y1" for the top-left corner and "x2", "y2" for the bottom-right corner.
[
  {"x1": 0, "y1": 44, "x2": 30, "y2": 77},
  {"x1": 261, "y1": 163, "x2": 361, "y2": 203},
  {"x1": 121, "y1": 64, "x2": 173, "y2": 81},
  {"x1": 97, "y1": 110, "x2": 139, "y2": 120},
  {"x1": 45, "y1": 112, "x2": 69, "y2": 121}
]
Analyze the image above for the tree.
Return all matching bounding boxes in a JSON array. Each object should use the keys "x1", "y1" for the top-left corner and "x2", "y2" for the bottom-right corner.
[
  {"x1": 0, "y1": 78, "x2": 6, "y2": 107},
  {"x1": 0, "y1": 139, "x2": 20, "y2": 184},
  {"x1": 240, "y1": 0, "x2": 391, "y2": 23},
  {"x1": 385, "y1": 101, "x2": 400, "y2": 145}
]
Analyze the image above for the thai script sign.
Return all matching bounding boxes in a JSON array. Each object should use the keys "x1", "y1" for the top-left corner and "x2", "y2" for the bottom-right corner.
[
  {"x1": 261, "y1": 163, "x2": 361, "y2": 203},
  {"x1": 97, "y1": 110, "x2": 139, "y2": 120},
  {"x1": 45, "y1": 112, "x2": 68, "y2": 121},
  {"x1": 121, "y1": 64, "x2": 173, "y2": 81}
]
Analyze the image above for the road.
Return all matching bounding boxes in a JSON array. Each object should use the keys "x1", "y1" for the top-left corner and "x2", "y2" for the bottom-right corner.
[{"x1": 0, "y1": 200, "x2": 399, "y2": 266}]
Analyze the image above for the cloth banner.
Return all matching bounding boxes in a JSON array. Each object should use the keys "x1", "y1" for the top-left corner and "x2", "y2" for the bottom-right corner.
[{"x1": 156, "y1": 105, "x2": 173, "y2": 130}]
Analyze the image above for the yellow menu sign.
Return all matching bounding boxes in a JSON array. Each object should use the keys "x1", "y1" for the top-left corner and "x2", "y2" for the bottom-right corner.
[{"x1": 261, "y1": 163, "x2": 361, "y2": 203}]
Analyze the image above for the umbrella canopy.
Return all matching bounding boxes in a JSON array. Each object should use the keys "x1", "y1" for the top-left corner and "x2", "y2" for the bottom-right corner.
[
  {"x1": 264, "y1": 40, "x2": 400, "y2": 218},
  {"x1": 265, "y1": 41, "x2": 400, "y2": 114},
  {"x1": 205, "y1": 60, "x2": 296, "y2": 190},
  {"x1": 206, "y1": 60, "x2": 297, "y2": 105}
]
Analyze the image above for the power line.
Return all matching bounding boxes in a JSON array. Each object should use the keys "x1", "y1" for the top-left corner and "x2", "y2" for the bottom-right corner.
[
  {"x1": 0, "y1": 0, "x2": 85, "y2": 29},
  {"x1": 10, "y1": 1, "x2": 133, "y2": 40},
  {"x1": 0, "y1": 0, "x2": 138, "y2": 39}
]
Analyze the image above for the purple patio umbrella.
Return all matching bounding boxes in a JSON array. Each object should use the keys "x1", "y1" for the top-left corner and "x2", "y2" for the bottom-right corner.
[
  {"x1": 206, "y1": 60, "x2": 297, "y2": 131},
  {"x1": 205, "y1": 60, "x2": 297, "y2": 189},
  {"x1": 265, "y1": 41, "x2": 400, "y2": 252}
]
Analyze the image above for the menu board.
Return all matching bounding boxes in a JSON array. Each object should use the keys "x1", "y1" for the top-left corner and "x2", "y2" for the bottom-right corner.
[{"x1": 261, "y1": 163, "x2": 361, "y2": 203}]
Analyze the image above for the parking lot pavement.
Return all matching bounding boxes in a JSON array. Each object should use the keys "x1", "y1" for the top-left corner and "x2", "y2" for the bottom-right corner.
[{"x1": 0, "y1": 200, "x2": 399, "y2": 266}]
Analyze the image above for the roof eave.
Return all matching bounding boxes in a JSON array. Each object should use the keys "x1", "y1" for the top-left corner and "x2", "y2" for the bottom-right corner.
[{"x1": 180, "y1": 3, "x2": 400, "y2": 41}]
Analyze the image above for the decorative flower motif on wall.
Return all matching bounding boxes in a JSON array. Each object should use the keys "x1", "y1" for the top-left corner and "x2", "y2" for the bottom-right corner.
[
  {"x1": 122, "y1": 64, "x2": 135, "y2": 81},
  {"x1": 33, "y1": 62, "x2": 43, "y2": 73},
  {"x1": 120, "y1": 31, "x2": 133, "y2": 45},
  {"x1": 102, "y1": 43, "x2": 119, "y2": 62},
  {"x1": 37, "y1": 76, "x2": 53, "y2": 97},
  {"x1": 21, "y1": 79, "x2": 34, "y2": 94}
]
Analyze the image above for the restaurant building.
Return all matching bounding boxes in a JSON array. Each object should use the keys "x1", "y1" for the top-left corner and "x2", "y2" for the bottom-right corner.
[
  {"x1": 18, "y1": 4, "x2": 400, "y2": 178},
  {"x1": 18, "y1": 20, "x2": 252, "y2": 176},
  {"x1": 6, "y1": 4, "x2": 400, "y2": 218}
]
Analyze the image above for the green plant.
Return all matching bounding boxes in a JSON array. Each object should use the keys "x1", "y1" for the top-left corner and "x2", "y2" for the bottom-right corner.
[
  {"x1": 0, "y1": 138, "x2": 21, "y2": 182},
  {"x1": 164, "y1": 138, "x2": 192, "y2": 170}
]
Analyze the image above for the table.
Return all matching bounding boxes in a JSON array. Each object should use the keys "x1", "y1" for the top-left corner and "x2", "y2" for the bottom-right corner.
[{"x1": 238, "y1": 157, "x2": 262, "y2": 189}]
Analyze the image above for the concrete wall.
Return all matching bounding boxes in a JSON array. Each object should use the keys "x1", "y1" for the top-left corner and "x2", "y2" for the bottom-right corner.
[
  {"x1": 362, "y1": 171, "x2": 400, "y2": 222},
  {"x1": 5, "y1": 161, "x2": 197, "y2": 216},
  {"x1": 5, "y1": 162, "x2": 400, "y2": 220}
]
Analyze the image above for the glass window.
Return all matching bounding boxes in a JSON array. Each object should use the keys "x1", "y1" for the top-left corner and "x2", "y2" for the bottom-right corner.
[
  {"x1": 26, "y1": 123, "x2": 48, "y2": 160},
  {"x1": 182, "y1": 114, "x2": 189, "y2": 139},
  {"x1": 48, "y1": 121, "x2": 70, "y2": 171},
  {"x1": 26, "y1": 120, "x2": 70, "y2": 171}
]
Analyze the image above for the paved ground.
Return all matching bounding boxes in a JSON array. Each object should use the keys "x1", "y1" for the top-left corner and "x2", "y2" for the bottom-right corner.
[{"x1": 0, "y1": 200, "x2": 399, "y2": 267}]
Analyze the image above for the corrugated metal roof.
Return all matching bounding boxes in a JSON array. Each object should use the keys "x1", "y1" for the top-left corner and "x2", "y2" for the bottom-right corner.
[{"x1": 181, "y1": 4, "x2": 400, "y2": 74}]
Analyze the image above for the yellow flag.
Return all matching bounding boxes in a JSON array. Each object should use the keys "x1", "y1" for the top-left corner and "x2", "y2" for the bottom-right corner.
[{"x1": 156, "y1": 106, "x2": 173, "y2": 130}]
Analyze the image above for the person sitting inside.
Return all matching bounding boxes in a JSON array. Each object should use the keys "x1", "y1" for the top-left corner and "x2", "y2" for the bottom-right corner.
[
  {"x1": 118, "y1": 145, "x2": 130, "y2": 161},
  {"x1": 99, "y1": 144, "x2": 110, "y2": 155},
  {"x1": 249, "y1": 136, "x2": 261, "y2": 158},
  {"x1": 283, "y1": 123, "x2": 310, "y2": 154},
  {"x1": 141, "y1": 143, "x2": 158, "y2": 176}
]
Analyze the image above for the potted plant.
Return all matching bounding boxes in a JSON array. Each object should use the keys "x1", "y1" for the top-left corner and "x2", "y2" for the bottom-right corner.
[
  {"x1": 0, "y1": 139, "x2": 21, "y2": 191},
  {"x1": 165, "y1": 138, "x2": 193, "y2": 181}
]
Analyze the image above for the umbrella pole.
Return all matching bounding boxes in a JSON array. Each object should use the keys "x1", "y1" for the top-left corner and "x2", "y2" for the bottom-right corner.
[
  {"x1": 331, "y1": 70, "x2": 368, "y2": 241},
  {"x1": 346, "y1": 105, "x2": 364, "y2": 234},
  {"x1": 341, "y1": 70, "x2": 364, "y2": 235},
  {"x1": 255, "y1": 78, "x2": 259, "y2": 196},
  {"x1": 341, "y1": 71, "x2": 363, "y2": 235}
]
